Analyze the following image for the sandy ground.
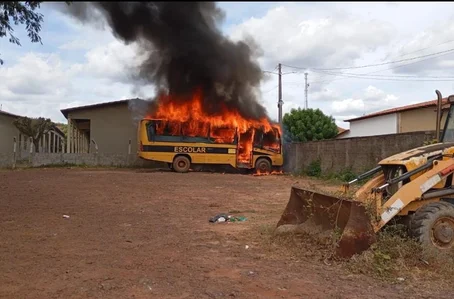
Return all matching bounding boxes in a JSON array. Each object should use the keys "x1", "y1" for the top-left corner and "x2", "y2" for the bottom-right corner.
[{"x1": 0, "y1": 168, "x2": 452, "y2": 299}]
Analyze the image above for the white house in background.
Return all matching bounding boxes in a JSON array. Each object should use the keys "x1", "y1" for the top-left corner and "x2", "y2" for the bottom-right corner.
[{"x1": 337, "y1": 98, "x2": 449, "y2": 139}]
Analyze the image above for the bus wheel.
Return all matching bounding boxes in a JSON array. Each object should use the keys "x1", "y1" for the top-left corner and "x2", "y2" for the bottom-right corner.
[
  {"x1": 173, "y1": 156, "x2": 191, "y2": 173},
  {"x1": 255, "y1": 158, "x2": 271, "y2": 174}
]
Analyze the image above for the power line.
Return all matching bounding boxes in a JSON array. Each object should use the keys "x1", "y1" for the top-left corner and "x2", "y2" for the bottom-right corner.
[
  {"x1": 278, "y1": 37, "x2": 454, "y2": 82},
  {"x1": 310, "y1": 71, "x2": 454, "y2": 79},
  {"x1": 262, "y1": 85, "x2": 278, "y2": 93},
  {"x1": 393, "y1": 39, "x2": 454, "y2": 59},
  {"x1": 281, "y1": 47, "x2": 454, "y2": 72},
  {"x1": 367, "y1": 50, "x2": 454, "y2": 74},
  {"x1": 310, "y1": 71, "x2": 454, "y2": 82},
  {"x1": 262, "y1": 69, "x2": 298, "y2": 76},
  {"x1": 285, "y1": 68, "x2": 454, "y2": 84},
  {"x1": 264, "y1": 39, "x2": 454, "y2": 93},
  {"x1": 309, "y1": 49, "x2": 454, "y2": 84},
  {"x1": 262, "y1": 70, "x2": 279, "y2": 75},
  {"x1": 320, "y1": 47, "x2": 454, "y2": 70},
  {"x1": 281, "y1": 63, "x2": 307, "y2": 70}
]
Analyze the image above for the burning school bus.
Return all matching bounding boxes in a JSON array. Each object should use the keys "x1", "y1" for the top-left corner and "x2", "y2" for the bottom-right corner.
[{"x1": 137, "y1": 92, "x2": 283, "y2": 173}]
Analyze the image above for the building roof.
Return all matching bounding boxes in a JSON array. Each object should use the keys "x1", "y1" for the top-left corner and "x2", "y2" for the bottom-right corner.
[
  {"x1": 1, "y1": 109, "x2": 65, "y2": 136},
  {"x1": 60, "y1": 99, "x2": 142, "y2": 118},
  {"x1": 0, "y1": 109, "x2": 21, "y2": 118},
  {"x1": 51, "y1": 124, "x2": 66, "y2": 137},
  {"x1": 336, "y1": 128, "x2": 350, "y2": 138},
  {"x1": 337, "y1": 126, "x2": 347, "y2": 134},
  {"x1": 344, "y1": 98, "x2": 449, "y2": 122}
]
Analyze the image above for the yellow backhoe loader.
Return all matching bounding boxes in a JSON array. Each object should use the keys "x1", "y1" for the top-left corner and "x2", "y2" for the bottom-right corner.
[{"x1": 276, "y1": 90, "x2": 454, "y2": 258}]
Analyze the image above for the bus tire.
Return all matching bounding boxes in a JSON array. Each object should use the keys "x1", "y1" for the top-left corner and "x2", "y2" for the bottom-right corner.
[
  {"x1": 255, "y1": 158, "x2": 271, "y2": 174},
  {"x1": 173, "y1": 155, "x2": 191, "y2": 173}
]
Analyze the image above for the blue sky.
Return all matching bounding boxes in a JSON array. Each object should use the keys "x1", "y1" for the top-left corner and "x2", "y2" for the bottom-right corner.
[{"x1": 2, "y1": 2, "x2": 454, "y2": 128}]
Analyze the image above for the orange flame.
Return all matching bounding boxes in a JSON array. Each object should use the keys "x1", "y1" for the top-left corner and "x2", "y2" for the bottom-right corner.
[
  {"x1": 253, "y1": 169, "x2": 284, "y2": 176},
  {"x1": 145, "y1": 89, "x2": 281, "y2": 164}
]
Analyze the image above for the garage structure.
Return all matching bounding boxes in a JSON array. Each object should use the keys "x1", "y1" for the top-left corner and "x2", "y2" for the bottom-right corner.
[
  {"x1": 60, "y1": 99, "x2": 147, "y2": 155},
  {"x1": 1, "y1": 109, "x2": 66, "y2": 155},
  {"x1": 0, "y1": 110, "x2": 22, "y2": 154}
]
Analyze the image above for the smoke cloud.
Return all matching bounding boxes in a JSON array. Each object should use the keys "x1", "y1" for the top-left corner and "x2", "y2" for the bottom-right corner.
[{"x1": 62, "y1": 2, "x2": 270, "y2": 121}]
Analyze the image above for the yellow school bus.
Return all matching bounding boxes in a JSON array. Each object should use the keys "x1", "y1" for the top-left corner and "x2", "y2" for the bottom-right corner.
[{"x1": 137, "y1": 118, "x2": 284, "y2": 173}]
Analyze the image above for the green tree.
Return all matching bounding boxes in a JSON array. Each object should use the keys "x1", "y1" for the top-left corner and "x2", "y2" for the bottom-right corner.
[
  {"x1": 0, "y1": 1, "x2": 71, "y2": 65},
  {"x1": 283, "y1": 108, "x2": 338, "y2": 142},
  {"x1": 13, "y1": 116, "x2": 54, "y2": 152}
]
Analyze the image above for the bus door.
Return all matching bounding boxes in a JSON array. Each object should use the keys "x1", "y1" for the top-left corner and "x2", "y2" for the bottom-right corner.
[{"x1": 237, "y1": 128, "x2": 255, "y2": 168}]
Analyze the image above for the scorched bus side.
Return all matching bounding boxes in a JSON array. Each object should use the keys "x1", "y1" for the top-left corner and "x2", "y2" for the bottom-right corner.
[{"x1": 137, "y1": 118, "x2": 283, "y2": 173}]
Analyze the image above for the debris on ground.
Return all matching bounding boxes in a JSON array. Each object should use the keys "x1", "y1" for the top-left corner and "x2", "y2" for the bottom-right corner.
[
  {"x1": 229, "y1": 216, "x2": 247, "y2": 222},
  {"x1": 209, "y1": 213, "x2": 247, "y2": 223},
  {"x1": 62, "y1": 215, "x2": 70, "y2": 219},
  {"x1": 209, "y1": 213, "x2": 229, "y2": 223}
]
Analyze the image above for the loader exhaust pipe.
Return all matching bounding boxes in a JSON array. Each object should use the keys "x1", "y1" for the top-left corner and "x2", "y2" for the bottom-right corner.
[{"x1": 436, "y1": 90, "x2": 443, "y2": 142}]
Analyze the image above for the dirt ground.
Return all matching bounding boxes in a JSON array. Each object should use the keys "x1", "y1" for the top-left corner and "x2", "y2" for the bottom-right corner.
[{"x1": 0, "y1": 168, "x2": 452, "y2": 299}]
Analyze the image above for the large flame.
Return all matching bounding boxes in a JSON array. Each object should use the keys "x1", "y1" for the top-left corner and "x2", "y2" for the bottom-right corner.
[{"x1": 145, "y1": 89, "x2": 281, "y2": 164}]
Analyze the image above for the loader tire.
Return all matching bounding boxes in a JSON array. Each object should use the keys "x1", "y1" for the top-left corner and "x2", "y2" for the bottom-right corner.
[
  {"x1": 255, "y1": 158, "x2": 271, "y2": 174},
  {"x1": 409, "y1": 201, "x2": 454, "y2": 250},
  {"x1": 172, "y1": 156, "x2": 191, "y2": 173}
]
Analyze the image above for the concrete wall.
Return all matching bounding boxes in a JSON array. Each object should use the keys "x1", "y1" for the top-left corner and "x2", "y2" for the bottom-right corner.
[
  {"x1": 0, "y1": 113, "x2": 20, "y2": 153},
  {"x1": 0, "y1": 130, "x2": 437, "y2": 174},
  {"x1": 284, "y1": 130, "x2": 436, "y2": 174},
  {"x1": 30, "y1": 153, "x2": 165, "y2": 168},
  {"x1": 0, "y1": 152, "x2": 165, "y2": 168},
  {"x1": 68, "y1": 103, "x2": 138, "y2": 155},
  {"x1": 0, "y1": 153, "x2": 14, "y2": 168},
  {"x1": 399, "y1": 106, "x2": 448, "y2": 133},
  {"x1": 342, "y1": 113, "x2": 398, "y2": 138}
]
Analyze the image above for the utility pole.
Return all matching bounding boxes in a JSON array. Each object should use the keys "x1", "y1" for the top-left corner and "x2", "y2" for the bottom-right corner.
[
  {"x1": 277, "y1": 63, "x2": 283, "y2": 125},
  {"x1": 304, "y1": 72, "x2": 309, "y2": 109}
]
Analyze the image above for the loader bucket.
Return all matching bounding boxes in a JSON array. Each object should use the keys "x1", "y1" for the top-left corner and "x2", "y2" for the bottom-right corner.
[{"x1": 275, "y1": 186, "x2": 377, "y2": 259}]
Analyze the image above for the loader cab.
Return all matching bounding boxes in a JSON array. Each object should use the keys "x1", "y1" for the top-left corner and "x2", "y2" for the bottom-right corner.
[{"x1": 441, "y1": 95, "x2": 454, "y2": 143}]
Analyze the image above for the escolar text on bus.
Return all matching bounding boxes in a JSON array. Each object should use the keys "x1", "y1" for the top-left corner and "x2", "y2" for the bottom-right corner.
[{"x1": 174, "y1": 146, "x2": 207, "y2": 153}]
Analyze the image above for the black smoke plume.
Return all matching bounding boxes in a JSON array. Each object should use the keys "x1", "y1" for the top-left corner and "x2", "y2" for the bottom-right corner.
[{"x1": 62, "y1": 2, "x2": 269, "y2": 120}]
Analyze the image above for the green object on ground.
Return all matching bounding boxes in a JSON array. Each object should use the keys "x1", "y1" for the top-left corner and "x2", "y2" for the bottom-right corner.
[{"x1": 229, "y1": 216, "x2": 247, "y2": 222}]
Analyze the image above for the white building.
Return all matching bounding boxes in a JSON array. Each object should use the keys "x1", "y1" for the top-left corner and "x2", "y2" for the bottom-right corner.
[{"x1": 337, "y1": 99, "x2": 449, "y2": 139}]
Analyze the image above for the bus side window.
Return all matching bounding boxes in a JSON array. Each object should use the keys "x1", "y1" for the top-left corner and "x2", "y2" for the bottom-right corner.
[
  {"x1": 262, "y1": 128, "x2": 281, "y2": 153},
  {"x1": 253, "y1": 129, "x2": 264, "y2": 148},
  {"x1": 146, "y1": 121, "x2": 156, "y2": 142},
  {"x1": 275, "y1": 129, "x2": 281, "y2": 144},
  {"x1": 233, "y1": 128, "x2": 238, "y2": 145},
  {"x1": 181, "y1": 121, "x2": 210, "y2": 142},
  {"x1": 210, "y1": 126, "x2": 236, "y2": 144},
  {"x1": 154, "y1": 120, "x2": 182, "y2": 142}
]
